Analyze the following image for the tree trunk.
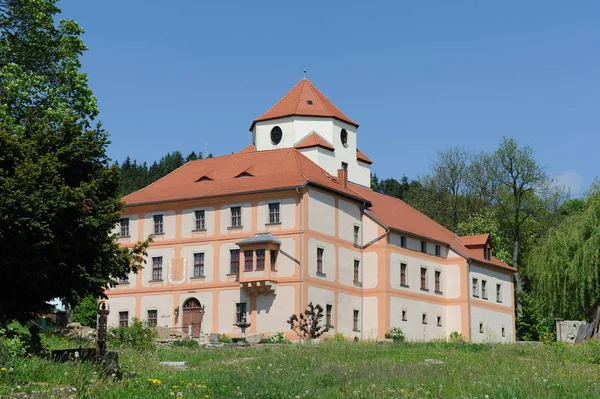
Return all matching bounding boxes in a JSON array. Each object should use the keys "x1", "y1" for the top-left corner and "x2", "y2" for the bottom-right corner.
[{"x1": 513, "y1": 238, "x2": 522, "y2": 315}]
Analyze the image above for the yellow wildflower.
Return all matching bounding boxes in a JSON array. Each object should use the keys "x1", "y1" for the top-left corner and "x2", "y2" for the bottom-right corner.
[{"x1": 0, "y1": 368, "x2": 7, "y2": 372}]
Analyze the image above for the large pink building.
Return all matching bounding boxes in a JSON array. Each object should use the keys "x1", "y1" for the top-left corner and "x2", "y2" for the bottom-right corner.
[{"x1": 107, "y1": 78, "x2": 515, "y2": 342}]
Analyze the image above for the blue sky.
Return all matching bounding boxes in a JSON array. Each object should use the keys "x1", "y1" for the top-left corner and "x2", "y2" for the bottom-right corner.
[{"x1": 59, "y1": 0, "x2": 599, "y2": 195}]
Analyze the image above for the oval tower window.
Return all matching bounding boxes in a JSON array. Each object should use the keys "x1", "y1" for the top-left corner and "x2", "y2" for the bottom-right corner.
[
  {"x1": 340, "y1": 129, "x2": 348, "y2": 147},
  {"x1": 270, "y1": 126, "x2": 282, "y2": 145}
]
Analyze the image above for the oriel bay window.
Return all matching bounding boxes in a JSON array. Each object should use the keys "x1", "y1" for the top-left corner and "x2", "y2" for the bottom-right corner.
[
  {"x1": 256, "y1": 249, "x2": 265, "y2": 271},
  {"x1": 270, "y1": 250, "x2": 278, "y2": 271},
  {"x1": 244, "y1": 250, "x2": 254, "y2": 271}
]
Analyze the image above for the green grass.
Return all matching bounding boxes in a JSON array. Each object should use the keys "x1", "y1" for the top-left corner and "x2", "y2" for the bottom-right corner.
[{"x1": 2, "y1": 337, "x2": 600, "y2": 398}]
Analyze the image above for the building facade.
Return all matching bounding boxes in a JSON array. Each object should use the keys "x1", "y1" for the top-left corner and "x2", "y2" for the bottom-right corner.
[{"x1": 107, "y1": 78, "x2": 515, "y2": 342}]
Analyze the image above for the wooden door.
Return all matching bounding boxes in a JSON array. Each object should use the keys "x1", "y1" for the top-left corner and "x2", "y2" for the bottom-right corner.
[{"x1": 182, "y1": 298, "x2": 202, "y2": 338}]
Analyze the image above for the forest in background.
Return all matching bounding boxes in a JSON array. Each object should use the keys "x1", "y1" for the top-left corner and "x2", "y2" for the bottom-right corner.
[{"x1": 117, "y1": 138, "x2": 600, "y2": 341}]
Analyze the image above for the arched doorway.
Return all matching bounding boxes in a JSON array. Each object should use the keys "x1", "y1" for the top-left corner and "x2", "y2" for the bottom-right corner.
[{"x1": 182, "y1": 298, "x2": 202, "y2": 338}]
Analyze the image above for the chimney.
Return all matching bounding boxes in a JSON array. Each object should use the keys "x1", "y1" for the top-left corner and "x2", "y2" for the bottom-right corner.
[{"x1": 337, "y1": 168, "x2": 348, "y2": 189}]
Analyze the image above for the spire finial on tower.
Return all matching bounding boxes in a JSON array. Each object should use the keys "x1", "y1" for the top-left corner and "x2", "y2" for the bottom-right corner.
[{"x1": 303, "y1": 68, "x2": 306, "y2": 79}]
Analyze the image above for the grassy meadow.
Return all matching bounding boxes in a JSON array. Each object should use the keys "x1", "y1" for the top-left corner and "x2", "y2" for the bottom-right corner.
[{"x1": 2, "y1": 337, "x2": 600, "y2": 398}]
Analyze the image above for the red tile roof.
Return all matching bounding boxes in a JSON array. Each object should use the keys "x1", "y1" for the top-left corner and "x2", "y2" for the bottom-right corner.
[
  {"x1": 356, "y1": 148, "x2": 373, "y2": 164},
  {"x1": 459, "y1": 234, "x2": 491, "y2": 248},
  {"x1": 123, "y1": 148, "x2": 367, "y2": 206},
  {"x1": 239, "y1": 144, "x2": 256, "y2": 153},
  {"x1": 251, "y1": 78, "x2": 358, "y2": 130},
  {"x1": 294, "y1": 132, "x2": 335, "y2": 151},
  {"x1": 349, "y1": 184, "x2": 514, "y2": 272}
]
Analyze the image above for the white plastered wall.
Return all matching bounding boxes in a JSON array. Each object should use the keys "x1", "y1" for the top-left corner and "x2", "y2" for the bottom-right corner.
[
  {"x1": 180, "y1": 244, "x2": 214, "y2": 283},
  {"x1": 180, "y1": 207, "x2": 215, "y2": 238},
  {"x1": 220, "y1": 203, "x2": 252, "y2": 235},
  {"x1": 469, "y1": 263, "x2": 513, "y2": 308},
  {"x1": 106, "y1": 296, "x2": 135, "y2": 328},
  {"x1": 308, "y1": 189, "x2": 335, "y2": 236},
  {"x1": 141, "y1": 247, "x2": 175, "y2": 288},
  {"x1": 389, "y1": 232, "x2": 449, "y2": 258},
  {"x1": 277, "y1": 238, "x2": 296, "y2": 277},
  {"x1": 308, "y1": 238, "x2": 336, "y2": 282},
  {"x1": 143, "y1": 210, "x2": 176, "y2": 240},
  {"x1": 257, "y1": 198, "x2": 296, "y2": 231},
  {"x1": 256, "y1": 285, "x2": 295, "y2": 333},
  {"x1": 390, "y1": 297, "x2": 460, "y2": 341},
  {"x1": 470, "y1": 306, "x2": 513, "y2": 343},
  {"x1": 338, "y1": 199, "x2": 361, "y2": 244},
  {"x1": 218, "y1": 289, "x2": 250, "y2": 334},
  {"x1": 362, "y1": 215, "x2": 380, "y2": 245},
  {"x1": 141, "y1": 294, "x2": 173, "y2": 328},
  {"x1": 389, "y1": 251, "x2": 461, "y2": 299}
]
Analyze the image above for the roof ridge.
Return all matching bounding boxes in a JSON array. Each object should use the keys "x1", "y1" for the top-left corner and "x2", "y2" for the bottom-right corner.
[
  {"x1": 255, "y1": 80, "x2": 302, "y2": 120},
  {"x1": 293, "y1": 79, "x2": 306, "y2": 114},
  {"x1": 306, "y1": 80, "x2": 333, "y2": 117},
  {"x1": 291, "y1": 150, "x2": 309, "y2": 183}
]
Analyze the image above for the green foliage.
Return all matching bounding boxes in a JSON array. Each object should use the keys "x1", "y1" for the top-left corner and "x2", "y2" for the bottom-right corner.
[
  {"x1": 172, "y1": 339, "x2": 199, "y2": 349},
  {"x1": 528, "y1": 187, "x2": 600, "y2": 320},
  {"x1": 384, "y1": 327, "x2": 405, "y2": 343},
  {"x1": 287, "y1": 302, "x2": 330, "y2": 340},
  {"x1": 456, "y1": 210, "x2": 513, "y2": 265},
  {"x1": 0, "y1": 322, "x2": 45, "y2": 358},
  {"x1": 0, "y1": 0, "x2": 150, "y2": 323},
  {"x1": 448, "y1": 331, "x2": 465, "y2": 343},
  {"x1": 72, "y1": 296, "x2": 97, "y2": 328},
  {"x1": 107, "y1": 318, "x2": 157, "y2": 351},
  {"x1": 218, "y1": 334, "x2": 233, "y2": 343},
  {"x1": 331, "y1": 333, "x2": 346, "y2": 342},
  {"x1": 266, "y1": 332, "x2": 290, "y2": 344}
]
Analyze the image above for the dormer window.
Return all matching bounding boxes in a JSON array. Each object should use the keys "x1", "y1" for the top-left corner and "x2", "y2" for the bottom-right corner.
[
  {"x1": 484, "y1": 246, "x2": 492, "y2": 261},
  {"x1": 196, "y1": 175, "x2": 213, "y2": 182},
  {"x1": 340, "y1": 129, "x2": 348, "y2": 147},
  {"x1": 307, "y1": 100, "x2": 313, "y2": 105},
  {"x1": 270, "y1": 126, "x2": 282, "y2": 145}
]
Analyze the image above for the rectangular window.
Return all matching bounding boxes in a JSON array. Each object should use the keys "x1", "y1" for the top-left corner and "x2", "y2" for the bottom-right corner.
[
  {"x1": 420, "y1": 267, "x2": 428, "y2": 290},
  {"x1": 231, "y1": 206, "x2": 242, "y2": 227},
  {"x1": 400, "y1": 263, "x2": 408, "y2": 286},
  {"x1": 422, "y1": 313, "x2": 427, "y2": 324},
  {"x1": 119, "y1": 311, "x2": 129, "y2": 328},
  {"x1": 435, "y1": 244, "x2": 441, "y2": 257},
  {"x1": 421, "y1": 241, "x2": 427, "y2": 253},
  {"x1": 193, "y1": 253, "x2": 205, "y2": 277},
  {"x1": 353, "y1": 310, "x2": 360, "y2": 331},
  {"x1": 270, "y1": 250, "x2": 277, "y2": 271},
  {"x1": 472, "y1": 278, "x2": 479, "y2": 297},
  {"x1": 496, "y1": 284, "x2": 502, "y2": 303},
  {"x1": 326, "y1": 304, "x2": 333, "y2": 328},
  {"x1": 479, "y1": 322, "x2": 484, "y2": 334},
  {"x1": 236, "y1": 303, "x2": 247, "y2": 324},
  {"x1": 152, "y1": 256, "x2": 163, "y2": 281},
  {"x1": 353, "y1": 225, "x2": 360, "y2": 245},
  {"x1": 482, "y1": 280, "x2": 488, "y2": 300},
  {"x1": 194, "y1": 210, "x2": 205, "y2": 230},
  {"x1": 501, "y1": 327, "x2": 506, "y2": 337},
  {"x1": 400, "y1": 235, "x2": 407, "y2": 248},
  {"x1": 268, "y1": 203, "x2": 280, "y2": 224},
  {"x1": 153, "y1": 214, "x2": 163, "y2": 234},
  {"x1": 256, "y1": 249, "x2": 265, "y2": 271},
  {"x1": 147, "y1": 310, "x2": 157, "y2": 327},
  {"x1": 119, "y1": 218, "x2": 129, "y2": 237},
  {"x1": 353, "y1": 259, "x2": 360, "y2": 283},
  {"x1": 230, "y1": 249, "x2": 240, "y2": 274},
  {"x1": 244, "y1": 250, "x2": 254, "y2": 272},
  {"x1": 401, "y1": 310, "x2": 407, "y2": 321},
  {"x1": 435, "y1": 270, "x2": 441, "y2": 293},
  {"x1": 317, "y1": 248, "x2": 324, "y2": 275},
  {"x1": 437, "y1": 316, "x2": 442, "y2": 327}
]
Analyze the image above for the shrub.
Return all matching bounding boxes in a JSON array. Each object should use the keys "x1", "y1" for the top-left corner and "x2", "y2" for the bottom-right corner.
[
  {"x1": 72, "y1": 295, "x2": 98, "y2": 328},
  {"x1": 448, "y1": 331, "x2": 465, "y2": 343},
  {"x1": 287, "y1": 302, "x2": 329, "y2": 340},
  {"x1": 331, "y1": 333, "x2": 346, "y2": 342},
  {"x1": 172, "y1": 339, "x2": 199, "y2": 349},
  {"x1": 219, "y1": 334, "x2": 233, "y2": 343},
  {"x1": 385, "y1": 327, "x2": 405, "y2": 343},
  {"x1": 0, "y1": 321, "x2": 46, "y2": 357},
  {"x1": 107, "y1": 318, "x2": 157, "y2": 350},
  {"x1": 267, "y1": 332, "x2": 290, "y2": 344}
]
